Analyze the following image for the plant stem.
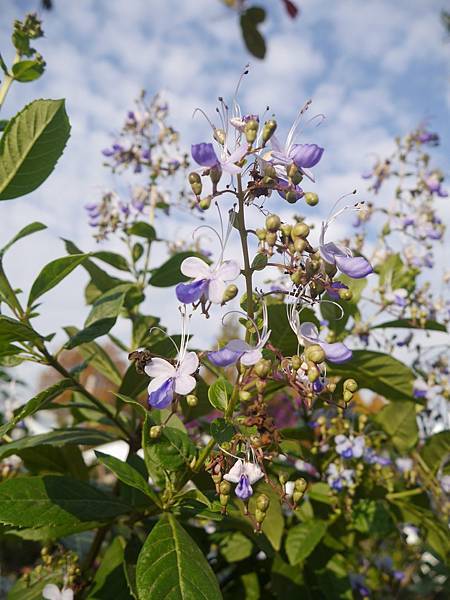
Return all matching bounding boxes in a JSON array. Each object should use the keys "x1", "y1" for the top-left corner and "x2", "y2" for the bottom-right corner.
[
  {"x1": 236, "y1": 173, "x2": 254, "y2": 327},
  {"x1": 0, "y1": 52, "x2": 19, "y2": 112}
]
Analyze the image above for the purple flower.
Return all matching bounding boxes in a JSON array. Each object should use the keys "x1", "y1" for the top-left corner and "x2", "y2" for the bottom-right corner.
[
  {"x1": 299, "y1": 322, "x2": 352, "y2": 364},
  {"x1": 191, "y1": 142, "x2": 247, "y2": 175},
  {"x1": 175, "y1": 256, "x2": 240, "y2": 305},
  {"x1": 326, "y1": 281, "x2": 348, "y2": 300},
  {"x1": 224, "y1": 460, "x2": 264, "y2": 500},
  {"x1": 335, "y1": 434, "x2": 365, "y2": 459},
  {"x1": 326, "y1": 463, "x2": 355, "y2": 490},
  {"x1": 290, "y1": 143, "x2": 324, "y2": 169},
  {"x1": 276, "y1": 178, "x2": 304, "y2": 201},
  {"x1": 320, "y1": 220, "x2": 373, "y2": 279}
]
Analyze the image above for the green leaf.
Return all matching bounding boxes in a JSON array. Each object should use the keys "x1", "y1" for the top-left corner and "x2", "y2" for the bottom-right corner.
[
  {"x1": 0, "y1": 475, "x2": 130, "y2": 532},
  {"x1": 64, "y1": 326, "x2": 122, "y2": 385},
  {"x1": 0, "y1": 221, "x2": 46, "y2": 256},
  {"x1": 267, "y1": 303, "x2": 319, "y2": 355},
  {"x1": 321, "y1": 274, "x2": 367, "y2": 334},
  {"x1": 87, "y1": 536, "x2": 133, "y2": 599},
  {"x1": 375, "y1": 400, "x2": 418, "y2": 452},
  {"x1": 420, "y1": 430, "x2": 450, "y2": 473},
  {"x1": 352, "y1": 499, "x2": 393, "y2": 535},
  {"x1": 378, "y1": 253, "x2": 414, "y2": 291},
  {"x1": 65, "y1": 283, "x2": 132, "y2": 348},
  {"x1": 328, "y1": 350, "x2": 415, "y2": 401},
  {"x1": 20, "y1": 445, "x2": 89, "y2": 480},
  {"x1": 240, "y1": 7, "x2": 266, "y2": 59},
  {"x1": 251, "y1": 253, "x2": 268, "y2": 271},
  {"x1": 145, "y1": 427, "x2": 196, "y2": 471},
  {"x1": 285, "y1": 520, "x2": 327, "y2": 565},
  {"x1": 0, "y1": 99, "x2": 71, "y2": 200},
  {"x1": 28, "y1": 254, "x2": 87, "y2": 307},
  {"x1": 149, "y1": 252, "x2": 208, "y2": 287},
  {"x1": 371, "y1": 318, "x2": 447, "y2": 332},
  {"x1": 0, "y1": 428, "x2": 114, "y2": 460},
  {"x1": 95, "y1": 451, "x2": 159, "y2": 505},
  {"x1": 220, "y1": 531, "x2": 253, "y2": 562},
  {"x1": 12, "y1": 59, "x2": 45, "y2": 82},
  {"x1": 210, "y1": 418, "x2": 234, "y2": 443},
  {"x1": 127, "y1": 221, "x2": 156, "y2": 242},
  {"x1": 92, "y1": 251, "x2": 130, "y2": 272},
  {"x1": 0, "y1": 260, "x2": 22, "y2": 312},
  {"x1": 136, "y1": 514, "x2": 222, "y2": 600},
  {"x1": 208, "y1": 377, "x2": 233, "y2": 412},
  {"x1": 0, "y1": 378, "x2": 74, "y2": 437},
  {"x1": 115, "y1": 393, "x2": 146, "y2": 416},
  {"x1": 0, "y1": 314, "x2": 42, "y2": 345},
  {"x1": 247, "y1": 482, "x2": 284, "y2": 551}
]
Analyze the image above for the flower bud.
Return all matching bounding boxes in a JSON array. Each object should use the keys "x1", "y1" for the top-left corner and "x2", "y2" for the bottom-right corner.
[
  {"x1": 188, "y1": 172, "x2": 202, "y2": 196},
  {"x1": 307, "y1": 363, "x2": 320, "y2": 382},
  {"x1": 255, "y1": 508, "x2": 266, "y2": 524},
  {"x1": 262, "y1": 119, "x2": 277, "y2": 143},
  {"x1": 219, "y1": 480, "x2": 231, "y2": 495},
  {"x1": 256, "y1": 493, "x2": 270, "y2": 511},
  {"x1": 285, "y1": 190, "x2": 300, "y2": 204},
  {"x1": 132, "y1": 242, "x2": 144, "y2": 263},
  {"x1": 256, "y1": 228, "x2": 267, "y2": 241},
  {"x1": 326, "y1": 382, "x2": 336, "y2": 393},
  {"x1": 305, "y1": 344, "x2": 326, "y2": 364},
  {"x1": 266, "y1": 214, "x2": 281, "y2": 231},
  {"x1": 256, "y1": 379, "x2": 267, "y2": 394},
  {"x1": 150, "y1": 425, "x2": 162, "y2": 439},
  {"x1": 324, "y1": 262, "x2": 338, "y2": 276},
  {"x1": 291, "y1": 354, "x2": 302, "y2": 370},
  {"x1": 214, "y1": 128, "x2": 226, "y2": 145},
  {"x1": 304, "y1": 192, "x2": 319, "y2": 206},
  {"x1": 338, "y1": 288, "x2": 353, "y2": 301},
  {"x1": 295, "y1": 477, "x2": 308, "y2": 493},
  {"x1": 344, "y1": 379, "x2": 358, "y2": 392},
  {"x1": 254, "y1": 359, "x2": 271, "y2": 378},
  {"x1": 266, "y1": 232, "x2": 277, "y2": 246},
  {"x1": 223, "y1": 284, "x2": 238, "y2": 303},
  {"x1": 292, "y1": 222, "x2": 310, "y2": 239},
  {"x1": 186, "y1": 394, "x2": 198, "y2": 407},
  {"x1": 244, "y1": 119, "x2": 259, "y2": 144},
  {"x1": 264, "y1": 163, "x2": 277, "y2": 179},
  {"x1": 239, "y1": 390, "x2": 252, "y2": 402},
  {"x1": 280, "y1": 223, "x2": 292, "y2": 238},
  {"x1": 294, "y1": 238, "x2": 307, "y2": 253},
  {"x1": 210, "y1": 166, "x2": 222, "y2": 185},
  {"x1": 199, "y1": 196, "x2": 212, "y2": 210},
  {"x1": 343, "y1": 390, "x2": 353, "y2": 403}
]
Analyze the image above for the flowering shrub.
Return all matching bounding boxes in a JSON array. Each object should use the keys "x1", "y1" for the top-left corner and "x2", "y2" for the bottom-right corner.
[{"x1": 0, "y1": 14, "x2": 449, "y2": 600}]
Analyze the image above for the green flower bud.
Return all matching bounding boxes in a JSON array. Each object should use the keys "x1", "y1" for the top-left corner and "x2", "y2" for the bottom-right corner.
[
  {"x1": 307, "y1": 363, "x2": 320, "y2": 382},
  {"x1": 294, "y1": 238, "x2": 307, "y2": 253},
  {"x1": 256, "y1": 493, "x2": 270, "y2": 511},
  {"x1": 280, "y1": 223, "x2": 292, "y2": 238},
  {"x1": 189, "y1": 172, "x2": 201, "y2": 185},
  {"x1": 266, "y1": 214, "x2": 281, "y2": 231},
  {"x1": 304, "y1": 192, "x2": 319, "y2": 206},
  {"x1": 343, "y1": 390, "x2": 353, "y2": 403},
  {"x1": 256, "y1": 379, "x2": 267, "y2": 393},
  {"x1": 186, "y1": 394, "x2": 198, "y2": 407},
  {"x1": 132, "y1": 242, "x2": 144, "y2": 263},
  {"x1": 199, "y1": 196, "x2": 212, "y2": 210},
  {"x1": 256, "y1": 228, "x2": 267, "y2": 241},
  {"x1": 344, "y1": 378, "x2": 358, "y2": 392},
  {"x1": 266, "y1": 232, "x2": 277, "y2": 246},
  {"x1": 239, "y1": 390, "x2": 252, "y2": 402},
  {"x1": 254, "y1": 359, "x2": 271, "y2": 378},
  {"x1": 223, "y1": 283, "x2": 238, "y2": 303},
  {"x1": 262, "y1": 119, "x2": 277, "y2": 143},
  {"x1": 150, "y1": 425, "x2": 162, "y2": 439},
  {"x1": 291, "y1": 354, "x2": 302, "y2": 370},
  {"x1": 244, "y1": 119, "x2": 259, "y2": 144},
  {"x1": 210, "y1": 166, "x2": 222, "y2": 185},
  {"x1": 264, "y1": 163, "x2": 277, "y2": 179},
  {"x1": 255, "y1": 508, "x2": 266, "y2": 524},
  {"x1": 295, "y1": 477, "x2": 308, "y2": 493},
  {"x1": 290, "y1": 270, "x2": 303, "y2": 285},
  {"x1": 220, "y1": 494, "x2": 229, "y2": 507},
  {"x1": 338, "y1": 288, "x2": 353, "y2": 301},
  {"x1": 305, "y1": 344, "x2": 326, "y2": 363},
  {"x1": 324, "y1": 262, "x2": 338, "y2": 276},
  {"x1": 219, "y1": 480, "x2": 231, "y2": 495},
  {"x1": 285, "y1": 190, "x2": 299, "y2": 204},
  {"x1": 292, "y1": 222, "x2": 310, "y2": 239}
]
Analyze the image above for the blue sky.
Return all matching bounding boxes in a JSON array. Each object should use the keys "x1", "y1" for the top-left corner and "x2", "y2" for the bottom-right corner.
[{"x1": 1, "y1": 0, "x2": 449, "y2": 385}]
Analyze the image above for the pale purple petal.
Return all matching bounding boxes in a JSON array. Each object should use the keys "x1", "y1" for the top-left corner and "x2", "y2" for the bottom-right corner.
[
  {"x1": 208, "y1": 278, "x2": 226, "y2": 304},
  {"x1": 235, "y1": 474, "x2": 253, "y2": 499},
  {"x1": 215, "y1": 260, "x2": 240, "y2": 281},
  {"x1": 174, "y1": 374, "x2": 196, "y2": 395},
  {"x1": 320, "y1": 341, "x2": 352, "y2": 364},
  {"x1": 148, "y1": 378, "x2": 174, "y2": 409},
  {"x1": 176, "y1": 279, "x2": 209, "y2": 304},
  {"x1": 191, "y1": 143, "x2": 219, "y2": 167},
  {"x1": 290, "y1": 143, "x2": 324, "y2": 168},
  {"x1": 334, "y1": 255, "x2": 373, "y2": 278},
  {"x1": 177, "y1": 351, "x2": 199, "y2": 376},
  {"x1": 224, "y1": 459, "x2": 244, "y2": 483},
  {"x1": 180, "y1": 256, "x2": 211, "y2": 278},
  {"x1": 240, "y1": 348, "x2": 263, "y2": 366},
  {"x1": 208, "y1": 346, "x2": 243, "y2": 367}
]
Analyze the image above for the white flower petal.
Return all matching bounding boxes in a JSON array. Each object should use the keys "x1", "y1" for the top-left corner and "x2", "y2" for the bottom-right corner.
[
  {"x1": 62, "y1": 590, "x2": 74, "y2": 600},
  {"x1": 224, "y1": 459, "x2": 244, "y2": 483},
  {"x1": 244, "y1": 461, "x2": 264, "y2": 484},
  {"x1": 299, "y1": 322, "x2": 320, "y2": 344},
  {"x1": 240, "y1": 349, "x2": 263, "y2": 366},
  {"x1": 180, "y1": 256, "x2": 211, "y2": 279},
  {"x1": 216, "y1": 259, "x2": 240, "y2": 281},
  {"x1": 174, "y1": 374, "x2": 196, "y2": 395},
  {"x1": 227, "y1": 339, "x2": 251, "y2": 352},
  {"x1": 178, "y1": 351, "x2": 199, "y2": 376},
  {"x1": 145, "y1": 357, "x2": 176, "y2": 379},
  {"x1": 42, "y1": 585, "x2": 62, "y2": 600},
  {"x1": 148, "y1": 375, "x2": 171, "y2": 394},
  {"x1": 208, "y1": 278, "x2": 226, "y2": 304}
]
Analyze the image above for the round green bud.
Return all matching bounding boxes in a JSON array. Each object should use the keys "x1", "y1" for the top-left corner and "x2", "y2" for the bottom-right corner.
[
  {"x1": 210, "y1": 166, "x2": 222, "y2": 185},
  {"x1": 344, "y1": 378, "x2": 358, "y2": 392},
  {"x1": 189, "y1": 171, "x2": 201, "y2": 184},
  {"x1": 150, "y1": 425, "x2": 162, "y2": 439},
  {"x1": 266, "y1": 214, "x2": 281, "y2": 231},
  {"x1": 191, "y1": 182, "x2": 202, "y2": 195},
  {"x1": 256, "y1": 228, "x2": 267, "y2": 241},
  {"x1": 343, "y1": 390, "x2": 353, "y2": 403},
  {"x1": 186, "y1": 394, "x2": 198, "y2": 407},
  {"x1": 244, "y1": 119, "x2": 259, "y2": 144},
  {"x1": 239, "y1": 390, "x2": 252, "y2": 402},
  {"x1": 285, "y1": 190, "x2": 299, "y2": 204},
  {"x1": 199, "y1": 196, "x2": 212, "y2": 210},
  {"x1": 290, "y1": 270, "x2": 303, "y2": 285},
  {"x1": 256, "y1": 493, "x2": 270, "y2": 511},
  {"x1": 254, "y1": 359, "x2": 271, "y2": 378},
  {"x1": 294, "y1": 238, "x2": 307, "y2": 253},
  {"x1": 280, "y1": 223, "x2": 292, "y2": 238},
  {"x1": 287, "y1": 163, "x2": 299, "y2": 179},
  {"x1": 304, "y1": 192, "x2": 319, "y2": 206},
  {"x1": 305, "y1": 344, "x2": 326, "y2": 364},
  {"x1": 223, "y1": 283, "x2": 238, "y2": 303},
  {"x1": 326, "y1": 382, "x2": 337, "y2": 393},
  {"x1": 266, "y1": 232, "x2": 277, "y2": 246},
  {"x1": 294, "y1": 477, "x2": 308, "y2": 493},
  {"x1": 255, "y1": 508, "x2": 266, "y2": 523},
  {"x1": 324, "y1": 261, "x2": 338, "y2": 276},
  {"x1": 219, "y1": 480, "x2": 231, "y2": 495},
  {"x1": 132, "y1": 242, "x2": 144, "y2": 263},
  {"x1": 292, "y1": 222, "x2": 310, "y2": 239},
  {"x1": 291, "y1": 354, "x2": 302, "y2": 370},
  {"x1": 338, "y1": 288, "x2": 353, "y2": 301},
  {"x1": 220, "y1": 494, "x2": 229, "y2": 507},
  {"x1": 262, "y1": 119, "x2": 277, "y2": 143},
  {"x1": 307, "y1": 363, "x2": 320, "y2": 382},
  {"x1": 264, "y1": 163, "x2": 277, "y2": 179}
]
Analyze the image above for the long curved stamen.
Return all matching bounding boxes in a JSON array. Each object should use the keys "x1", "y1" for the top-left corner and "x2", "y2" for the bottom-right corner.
[
  {"x1": 320, "y1": 299, "x2": 345, "y2": 320},
  {"x1": 219, "y1": 445, "x2": 242, "y2": 460},
  {"x1": 232, "y1": 64, "x2": 250, "y2": 119},
  {"x1": 285, "y1": 99, "x2": 312, "y2": 154},
  {"x1": 325, "y1": 190, "x2": 359, "y2": 225},
  {"x1": 148, "y1": 326, "x2": 180, "y2": 357},
  {"x1": 294, "y1": 112, "x2": 326, "y2": 141},
  {"x1": 192, "y1": 107, "x2": 216, "y2": 132},
  {"x1": 177, "y1": 306, "x2": 191, "y2": 364},
  {"x1": 221, "y1": 310, "x2": 262, "y2": 345}
]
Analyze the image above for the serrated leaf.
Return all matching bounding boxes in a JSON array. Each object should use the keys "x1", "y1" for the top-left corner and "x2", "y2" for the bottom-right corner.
[
  {"x1": 375, "y1": 400, "x2": 418, "y2": 452},
  {"x1": 208, "y1": 377, "x2": 232, "y2": 412},
  {"x1": 145, "y1": 426, "x2": 196, "y2": 471},
  {"x1": 220, "y1": 531, "x2": 253, "y2": 562},
  {"x1": 12, "y1": 59, "x2": 45, "y2": 82},
  {"x1": 420, "y1": 430, "x2": 450, "y2": 473},
  {"x1": 0, "y1": 378, "x2": 74, "y2": 437},
  {"x1": 285, "y1": 520, "x2": 327, "y2": 565},
  {"x1": 28, "y1": 254, "x2": 87, "y2": 306},
  {"x1": 0, "y1": 99, "x2": 70, "y2": 200},
  {"x1": 0, "y1": 221, "x2": 46, "y2": 256},
  {"x1": 149, "y1": 252, "x2": 208, "y2": 287},
  {"x1": 136, "y1": 514, "x2": 222, "y2": 600},
  {"x1": 210, "y1": 418, "x2": 234, "y2": 443}
]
